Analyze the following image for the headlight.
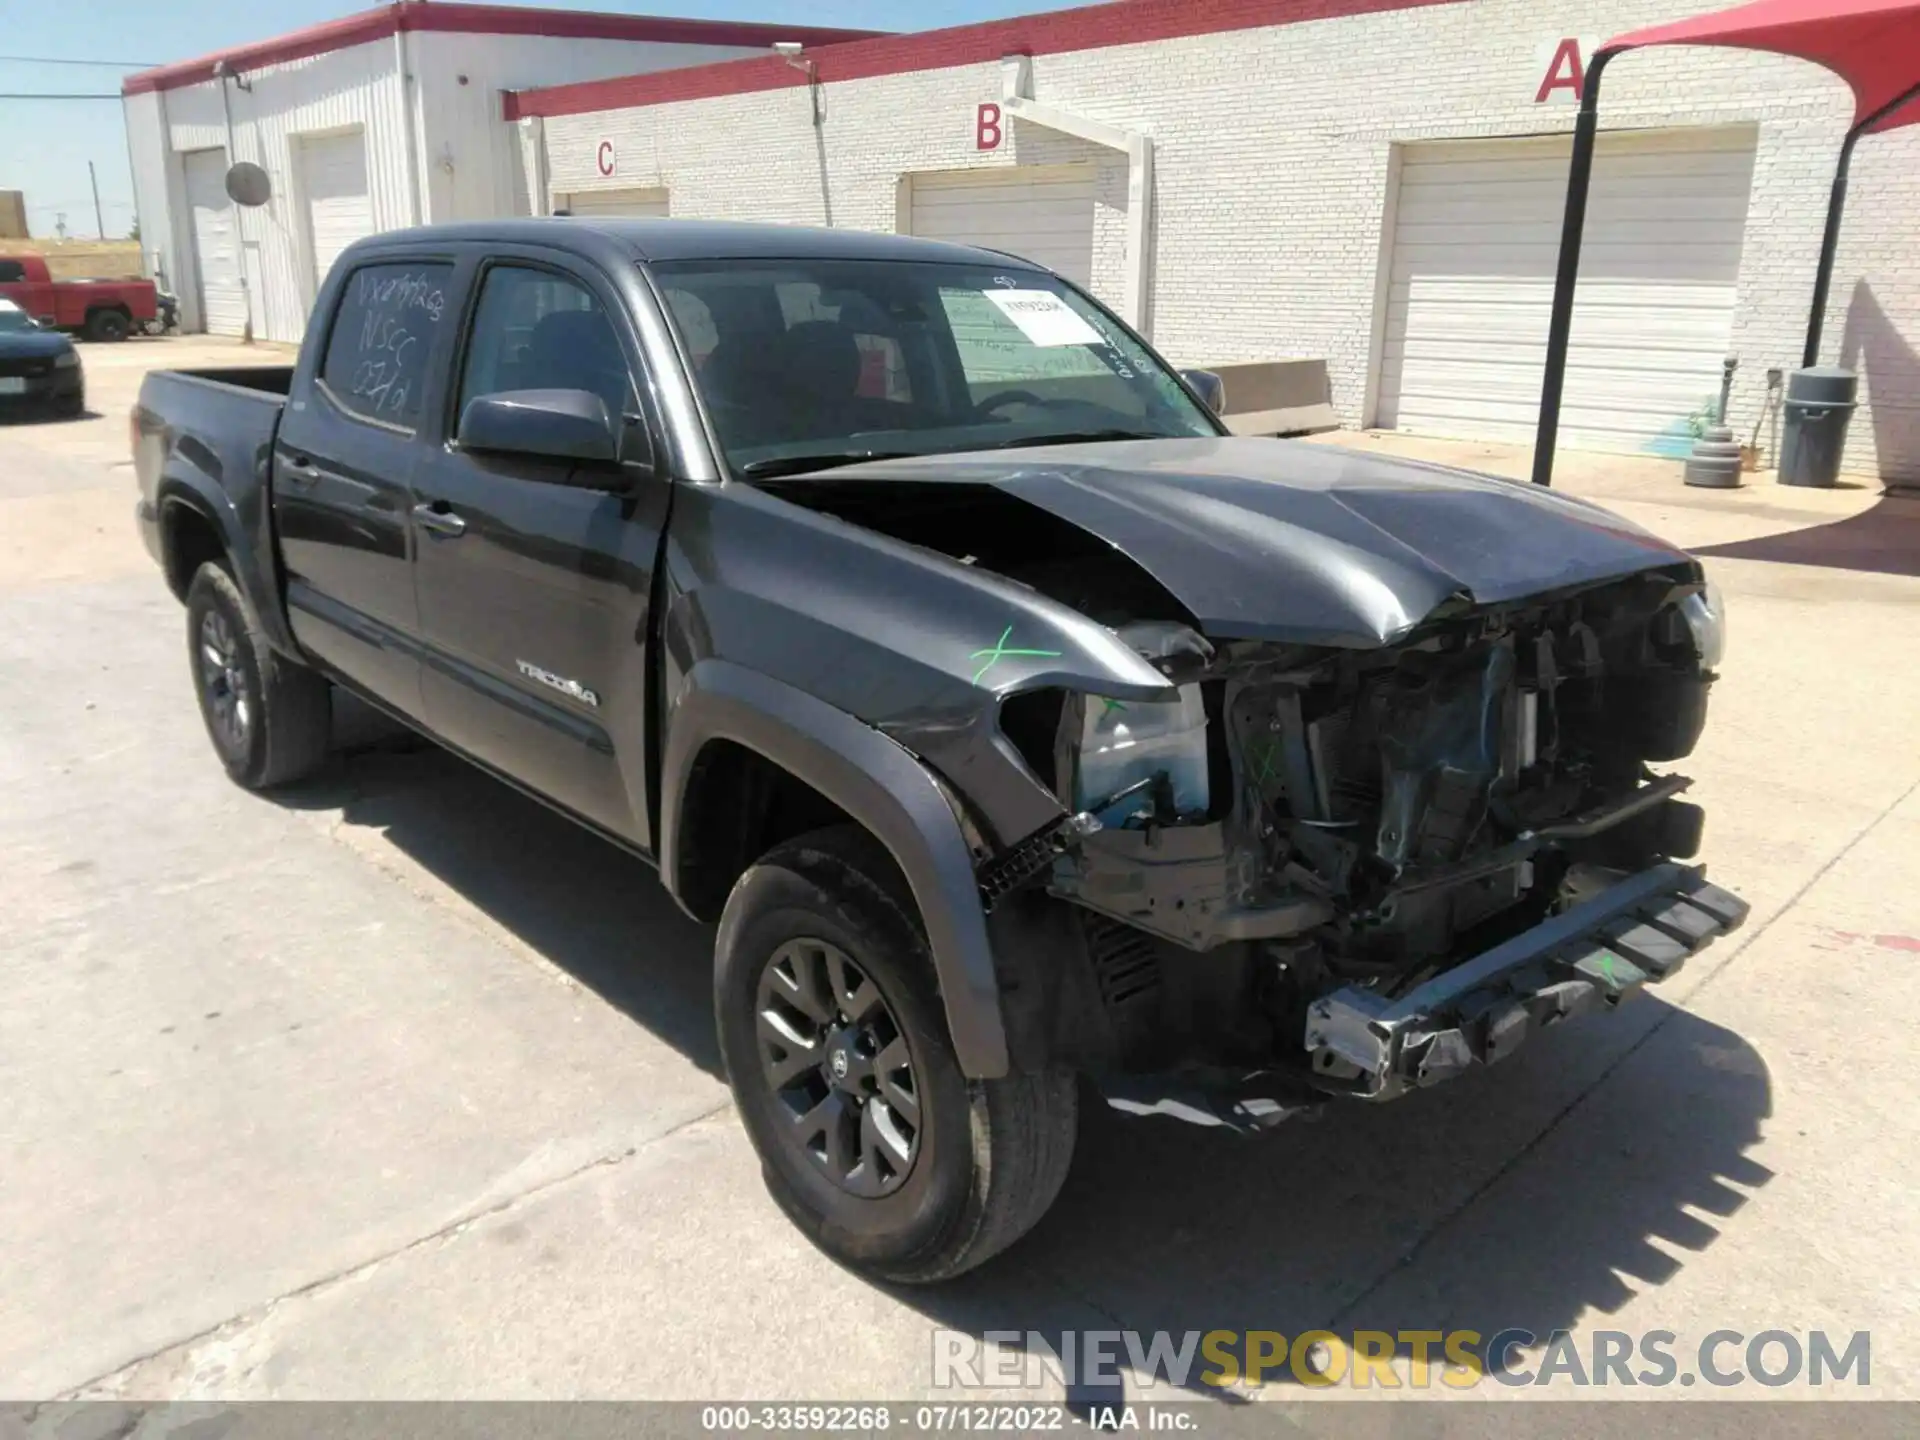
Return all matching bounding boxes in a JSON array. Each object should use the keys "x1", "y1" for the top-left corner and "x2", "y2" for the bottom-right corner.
[
  {"x1": 54, "y1": 350, "x2": 80, "y2": 369},
  {"x1": 1073, "y1": 684, "x2": 1211, "y2": 824},
  {"x1": 1679, "y1": 580, "x2": 1726, "y2": 670}
]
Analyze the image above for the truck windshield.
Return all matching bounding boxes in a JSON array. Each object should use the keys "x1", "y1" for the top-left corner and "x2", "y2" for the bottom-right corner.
[{"x1": 650, "y1": 258, "x2": 1217, "y2": 476}]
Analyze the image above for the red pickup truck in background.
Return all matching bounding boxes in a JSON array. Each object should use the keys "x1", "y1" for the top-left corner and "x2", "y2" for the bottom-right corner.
[{"x1": 0, "y1": 254, "x2": 160, "y2": 342}]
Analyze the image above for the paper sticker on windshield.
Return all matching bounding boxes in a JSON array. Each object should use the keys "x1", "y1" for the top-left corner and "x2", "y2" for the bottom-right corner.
[{"x1": 984, "y1": 289, "x2": 1103, "y2": 348}]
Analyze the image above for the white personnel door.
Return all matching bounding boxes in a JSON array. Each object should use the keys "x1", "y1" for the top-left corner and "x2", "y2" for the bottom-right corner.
[
  {"x1": 1378, "y1": 126, "x2": 1757, "y2": 455},
  {"x1": 183, "y1": 148, "x2": 245, "y2": 337},
  {"x1": 299, "y1": 129, "x2": 374, "y2": 301},
  {"x1": 907, "y1": 166, "x2": 1096, "y2": 285}
]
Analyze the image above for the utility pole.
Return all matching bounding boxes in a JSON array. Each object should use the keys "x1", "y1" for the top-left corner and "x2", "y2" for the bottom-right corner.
[{"x1": 88, "y1": 161, "x2": 104, "y2": 238}]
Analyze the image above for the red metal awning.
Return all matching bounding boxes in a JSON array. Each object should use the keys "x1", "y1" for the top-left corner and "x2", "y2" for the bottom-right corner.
[{"x1": 1606, "y1": 0, "x2": 1920, "y2": 133}]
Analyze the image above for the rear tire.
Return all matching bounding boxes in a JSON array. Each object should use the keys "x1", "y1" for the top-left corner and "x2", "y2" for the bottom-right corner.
[
  {"x1": 185, "y1": 561, "x2": 331, "y2": 790},
  {"x1": 716, "y1": 825, "x2": 1078, "y2": 1283},
  {"x1": 85, "y1": 308, "x2": 130, "y2": 343}
]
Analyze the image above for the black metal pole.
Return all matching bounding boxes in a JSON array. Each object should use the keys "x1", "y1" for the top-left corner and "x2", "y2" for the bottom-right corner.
[
  {"x1": 1531, "y1": 47, "x2": 1620, "y2": 486},
  {"x1": 1803, "y1": 78, "x2": 1920, "y2": 369},
  {"x1": 1805, "y1": 127, "x2": 1861, "y2": 368}
]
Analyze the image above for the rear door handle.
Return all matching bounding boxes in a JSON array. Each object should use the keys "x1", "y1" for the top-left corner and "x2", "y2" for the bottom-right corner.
[
  {"x1": 282, "y1": 456, "x2": 320, "y2": 488},
  {"x1": 411, "y1": 502, "x2": 467, "y2": 538}
]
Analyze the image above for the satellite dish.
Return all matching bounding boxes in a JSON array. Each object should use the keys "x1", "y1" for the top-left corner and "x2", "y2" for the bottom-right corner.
[{"x1": 225, "y1": 161, "x2": 271, "y2": 208}]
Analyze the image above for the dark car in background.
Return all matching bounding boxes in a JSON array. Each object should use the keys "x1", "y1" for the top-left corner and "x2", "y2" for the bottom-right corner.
[{"x1": 0, "y1": 298, "x2": 84, "y2": 419}]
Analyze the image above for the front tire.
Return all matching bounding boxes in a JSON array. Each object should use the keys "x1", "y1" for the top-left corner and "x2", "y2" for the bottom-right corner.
[
  {"x1": 716, "y1": 826, "x2": 1078, "y2": 1283},
  {"x1": 185, "y1": 561, "x2": 331, "y2": 790}
]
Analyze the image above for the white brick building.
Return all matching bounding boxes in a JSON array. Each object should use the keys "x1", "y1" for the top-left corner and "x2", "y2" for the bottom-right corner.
[
  {"x1": 121, "y1": 3, "x2": 875, "y2": 342},
  {"x1": 513, "y1": 0, "x2": 1919, "y2": 480}
]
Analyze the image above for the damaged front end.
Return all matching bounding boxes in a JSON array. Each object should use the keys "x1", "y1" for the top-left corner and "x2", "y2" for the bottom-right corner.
[
  {"x1": 991, "y1": 566, "x2": 1746, "y2": 1126},
  {"x1": 753, "y1": 446, "x2": 1747, "y2": 1127}
]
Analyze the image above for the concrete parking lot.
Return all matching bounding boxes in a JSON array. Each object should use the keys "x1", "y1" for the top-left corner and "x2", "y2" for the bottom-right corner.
[{"x1": 4, "y1": 336, "x2": 1919, "y2": 1410}]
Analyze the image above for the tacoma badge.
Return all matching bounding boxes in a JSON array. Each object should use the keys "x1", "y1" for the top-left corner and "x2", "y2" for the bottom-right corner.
[{"x1": 516, "y1": 660, "x2": 600, "y2": 708}]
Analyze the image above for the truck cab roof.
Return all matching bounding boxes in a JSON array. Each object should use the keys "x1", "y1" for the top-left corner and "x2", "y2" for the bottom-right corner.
[{"x1": 341, "y1": 217, "x2": 1053, "y2": 272}]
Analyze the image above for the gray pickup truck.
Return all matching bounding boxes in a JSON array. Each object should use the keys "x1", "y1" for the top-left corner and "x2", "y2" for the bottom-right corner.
[{"x1": 133, "y1": 218, "x2": 1745, "y2": 1281}]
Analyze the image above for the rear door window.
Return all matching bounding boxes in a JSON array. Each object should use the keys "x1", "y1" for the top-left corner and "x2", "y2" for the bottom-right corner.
[{"x1": 318, "y1": 261, "x2": 454, "y2": 431}]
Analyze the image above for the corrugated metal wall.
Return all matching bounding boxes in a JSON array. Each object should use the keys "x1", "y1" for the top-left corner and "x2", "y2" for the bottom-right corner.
[
  {"x1": 147, "y1": 39, "x2": 412, "y2": 342},
  {"x1": 123, "y1": 91, "x2": 183, "y2": 315},
  {"x1": 127, "y1": 30, "x2": 774, "y2": 343}
]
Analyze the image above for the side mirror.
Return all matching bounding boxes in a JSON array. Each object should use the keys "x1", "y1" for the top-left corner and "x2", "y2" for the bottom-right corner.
[
  {"x1": 459, "y1": 388, "x2": 618, "y2": 465},
  {"x1": 616, "y1": 411, "x2": 656, "y2": 473},
  {"x1": 1181, "y1": 368, "x2": 1225, "y2": 415}
]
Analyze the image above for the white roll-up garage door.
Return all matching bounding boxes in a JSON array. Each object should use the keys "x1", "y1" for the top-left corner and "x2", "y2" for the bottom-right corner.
[
  {"x1": 183, "y1": 148, "x2": 245, "y2": 338},
  {"x1": 299, "y1": 130, "x2": 374, "y2": 298},
  {"x1": 555, "y1": 187, "x2": 671, "y2": 218},
  {"x1": 1378, "y1": 127, "x2": 1757, "y2": 456},
  {"x1": 908, "y1": 167, "x2": 1096, "y2": 286}
]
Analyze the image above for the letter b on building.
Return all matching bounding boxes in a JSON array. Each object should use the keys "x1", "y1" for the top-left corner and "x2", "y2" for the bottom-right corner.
[{"x1": 977, "y1": 102, "x2": 1003, "y2": 151}]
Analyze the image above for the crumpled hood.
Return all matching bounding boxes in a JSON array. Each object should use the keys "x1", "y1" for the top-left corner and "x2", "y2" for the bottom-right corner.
[{"x1": 845, "y1": 437, "x2": 1696, "y2": 646}]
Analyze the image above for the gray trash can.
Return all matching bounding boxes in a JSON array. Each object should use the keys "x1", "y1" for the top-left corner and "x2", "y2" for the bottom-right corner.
[{"x1": 1778, "y1": 366, "x2": 1858, "y2": 487}]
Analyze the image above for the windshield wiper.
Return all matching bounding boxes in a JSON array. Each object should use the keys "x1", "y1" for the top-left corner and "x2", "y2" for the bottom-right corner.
[
  {"x1": 739, "y1": 450, "x2": 915, "y2": 480},
  {"x1": 981, "y1": 428, "x2": 1169, "y2": 450}
]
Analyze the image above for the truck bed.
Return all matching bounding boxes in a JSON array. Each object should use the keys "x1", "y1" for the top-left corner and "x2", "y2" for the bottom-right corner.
[
  {"x1": 164, "y1": 366, "x2": 297, "y2": 396},
  {"x1": 132, "y1": 367, "x2": 295, "y2": 612}
]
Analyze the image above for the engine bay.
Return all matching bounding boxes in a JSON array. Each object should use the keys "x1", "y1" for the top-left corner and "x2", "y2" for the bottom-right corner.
[{"x1": 1043, "y1": 568, "x2": 1710, "y2": 924}]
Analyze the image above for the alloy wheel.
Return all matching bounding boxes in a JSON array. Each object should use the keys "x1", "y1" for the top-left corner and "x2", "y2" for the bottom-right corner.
[
  {"x1": 198, "y1": 608, "x2": 251, "y2": 753},
  {"x1": 755, "y1": 938, "x2": 922, "y2": 1198}
]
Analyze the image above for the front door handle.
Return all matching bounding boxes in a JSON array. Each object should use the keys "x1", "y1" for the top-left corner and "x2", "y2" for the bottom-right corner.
[
  {"x1": 411, "y1": 502, "x2": 467, "y2": 538},
  {"x1": 282, "y1": 456, "x2": 321, "y2": 488}
]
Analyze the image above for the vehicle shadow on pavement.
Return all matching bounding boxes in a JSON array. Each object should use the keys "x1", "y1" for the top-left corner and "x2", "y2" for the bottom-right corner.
[
  {"x1": 296, "y1": 699, "x2": 1771, "y2": 1402},
  {"x1": 289, "y1": 694, "x2": 726, "y2": 1076},
  {"x1": 903, "y1": 1001, "x2": 1772, "y2": 1401}
]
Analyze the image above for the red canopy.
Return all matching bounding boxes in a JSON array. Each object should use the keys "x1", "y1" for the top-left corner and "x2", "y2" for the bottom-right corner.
[{"x1": 1607, "y1": 0, "x2": 1920, "y2": 133}]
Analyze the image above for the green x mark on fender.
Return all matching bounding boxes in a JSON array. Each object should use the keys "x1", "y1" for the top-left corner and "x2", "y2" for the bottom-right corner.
[{"x1": 969, "y1": 625, "x2": 1064, "y2": 686}]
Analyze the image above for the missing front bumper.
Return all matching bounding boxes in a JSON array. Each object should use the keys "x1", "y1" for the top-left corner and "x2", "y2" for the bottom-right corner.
[{"x1": 1304, "y1": 861, "x2": 1749, "y2": 1100}]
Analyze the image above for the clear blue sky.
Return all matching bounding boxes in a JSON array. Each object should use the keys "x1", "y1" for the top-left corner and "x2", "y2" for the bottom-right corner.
[{"x1": 0, "y1": 0, "x2": 1060, "y2": 240}]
